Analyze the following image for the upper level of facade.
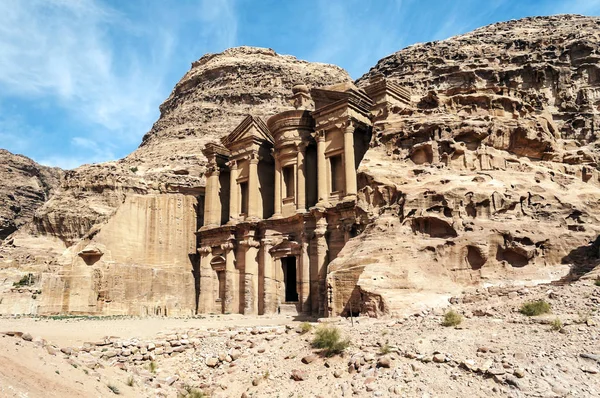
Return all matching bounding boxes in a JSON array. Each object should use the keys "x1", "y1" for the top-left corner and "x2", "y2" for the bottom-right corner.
[{"x1": 200, "y1": 75, "x2": 410, "y2": 229}]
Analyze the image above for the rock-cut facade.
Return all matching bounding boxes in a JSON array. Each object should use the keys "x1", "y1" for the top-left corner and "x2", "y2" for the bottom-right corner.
[{"x1": 197, "y1": 78, "x2": 410, "y2": 316}]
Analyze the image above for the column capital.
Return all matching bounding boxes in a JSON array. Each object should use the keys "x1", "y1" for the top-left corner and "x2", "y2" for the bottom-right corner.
[
  {"x1": 248, "y1": 151, "x2": 260, "y2": 164},
  {"x1": 341, "y1": 118, "x2": 358, "y2": 133},
  {"x1": 206, "y1": 165, "x2": 220, "y2": 176},
  {"x1": 314, "y1": 226, "x2": 327, "y2": 238},
  {"x1": 314, "y1": 130, "x2": 326, "y2": 142},
  {"x1": 226, "y1": 159, "x2": 238, "y2": 170},
  {"x1": 220, "y1": 242, "x2": 234, "y2": 251},
  {"x1": 296, "y1": 142, "x2": 308, "y2": 153},
  {"x1": 260, "y1": 238, "x2": 275, "y2": 247},
  {"x1": 198, "y1": 245, "x2": 212, "y2": 255},
  {"x1": 240, "y1": 237, "x2": 261, "y2": 248}
]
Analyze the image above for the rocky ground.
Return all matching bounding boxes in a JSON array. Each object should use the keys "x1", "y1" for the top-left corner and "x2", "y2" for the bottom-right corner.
[{"x1": 1, "y1": 279, "x2": 598, "y2": 398}]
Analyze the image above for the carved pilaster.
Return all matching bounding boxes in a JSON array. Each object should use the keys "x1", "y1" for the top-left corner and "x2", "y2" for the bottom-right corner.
[
  {"x1": 198, "y1": 245, "x2": 214, "y2": 313},
  {"x1": 343, "y1": 120, "x2": 357, "y2": 199},
  {"x1": 296, "y1": 142, "x2": 307, "y2": 212},
  {"x1": 261, "y1": 238, "x2": 275, "y2": 314},
  {"x1": 220, "y1": 240, "x2": 237, "y2": 314},
  {"x1": 315, "y1": 130, "x2": 328, "y2": 205},
  {"x1": 227, "y1": 160, "x2": 239, "y2": 224},
  {"x1": 273, "y1": 151, "x2": 282, "y2": 218},
  {"x1": 247, "y1": 151, "x2": 260, "y2": 220},
  {"x1": 313, "y1": 219, "x2": 328, "y2": 316},
  {"x1": 241, "y1": 234, "x2": 260, "y2": 315},
  {"x1": 300, "y1": 231, "x2": 311, "y2": 314}
]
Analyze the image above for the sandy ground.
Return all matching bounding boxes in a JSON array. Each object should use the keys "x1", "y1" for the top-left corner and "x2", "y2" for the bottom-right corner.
[
  {"x1": 0, "y1": 314, "x2": 296, "y2": 346},
  {"x1": 0, "y1": 281, "x2": 598, "y2": 398},
  {"x1": 0, "y1": 315, "x2": 298, "y2": 398}
]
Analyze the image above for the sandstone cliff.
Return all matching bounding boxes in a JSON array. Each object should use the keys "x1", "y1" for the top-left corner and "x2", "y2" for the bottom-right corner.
[
  {"x1": 1, "y1": 47, "x2": 350, "y2": 315},
  {"x1": 328, "y1": 15, "x2": 600, "y2": 316},
  {"x1": 0, "y1": 149, "x2": 62, "y2": 240}
]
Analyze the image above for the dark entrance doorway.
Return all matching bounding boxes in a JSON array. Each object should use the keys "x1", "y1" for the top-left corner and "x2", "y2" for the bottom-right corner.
[{"x1": 281, "y1": 256, "x2": 298, "y2": 302}]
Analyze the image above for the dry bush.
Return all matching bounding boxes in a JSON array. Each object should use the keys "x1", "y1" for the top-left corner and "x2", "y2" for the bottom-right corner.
[
  {"x1": 312, "y1": 326, "x2": 350, "y2": 356},
  {"x1": 520, "y1": 300, "x2": 551, "y2": 316},
  {"x1": 441, "y1": 310, "x2": 462, "y2": 327}
]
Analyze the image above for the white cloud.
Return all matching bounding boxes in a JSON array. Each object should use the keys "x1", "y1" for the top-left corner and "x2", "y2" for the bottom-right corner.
[
  {"x1": 0, "y1": 0, "x2": 162, "y2": 147},
  {"x1": 0, "y1": 0, "x2": 239, "y2": 169}
]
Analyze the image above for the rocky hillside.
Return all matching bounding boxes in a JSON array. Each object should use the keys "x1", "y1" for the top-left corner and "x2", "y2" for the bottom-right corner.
[
  {"x1": 33, "y1": 47, "x2": 351, "y2": 245},
  {"x1": 328, "y1": 15, "x2": 600, "y2": 316},
  {"x1": 0, "y1": 149, "x2": 62, "y2": 240},
  {"x1": 2, "y1": 15, "x2": 600, "y2": 318},
  {"x1": 358, "y1": 14, "x2": 600, "y2": 147}
]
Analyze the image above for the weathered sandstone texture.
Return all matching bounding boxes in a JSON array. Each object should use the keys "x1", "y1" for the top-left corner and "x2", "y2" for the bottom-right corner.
[
  {"x1": 0, "y1": 150, "x2": 61, "y2": 240},
  {"x1": 328, "y1": 15, "x2": 600, "y2": 316}
]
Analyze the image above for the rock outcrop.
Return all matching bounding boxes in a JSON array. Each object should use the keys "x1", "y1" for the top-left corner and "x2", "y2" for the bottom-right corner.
[
  {"x1": 0, "y1": 149, "x2": 62, "y2": 240},
  {"x1": 328, "y1": 15, "x2": 600, "y2": 317}
]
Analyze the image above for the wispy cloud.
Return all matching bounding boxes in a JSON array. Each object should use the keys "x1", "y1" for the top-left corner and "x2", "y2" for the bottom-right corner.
[{"x1": 0, "y1": 0, "x2": 238, "y2": 169}]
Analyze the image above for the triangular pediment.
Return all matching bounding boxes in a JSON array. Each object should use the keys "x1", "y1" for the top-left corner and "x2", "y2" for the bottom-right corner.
[{"x1": 221, "y1": 115, "x2": 274, "y2": 149}]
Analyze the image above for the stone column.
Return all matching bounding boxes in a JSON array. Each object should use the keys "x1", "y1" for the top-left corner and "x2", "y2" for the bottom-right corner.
[
  {"x1": 316, "y1": 130, "x2": 327, "y2": 205},
  {"x1": 343, "y1": 122, "x2": 357, "y2": 198},
  {"x1": 273, "y1": 154, "x2": 282, "y2": 218},
  {"x1": 300, "y1": 232, "x2": 311, "y2": 314},
  {"x1": 261, "y1": 238, "x2": 274, "y2": 314},
  {"x1": 315, "y1": 220, "x2": 328, "y2": 317},
  {"x1": 242, "y1": 234, "x2": 260, "y2": 315},
  {"x1": 248, "y1": 153, "x2": 260, "y2": 220},
  {"x1": 204, "y1": 166, "x2": 221, "y2": 227},
  {"x1": 198, "y1": 246, "x2": 213, "y2": 313},
  {"x1": 227, "y1": 160, "x2": 238, "y2": 223},
  {"x1": 296, "y1": 143, "x2": 306, "y2": 212},
  {"x1": 222, "y1": 241, "x2": 236, "y2": 314}
]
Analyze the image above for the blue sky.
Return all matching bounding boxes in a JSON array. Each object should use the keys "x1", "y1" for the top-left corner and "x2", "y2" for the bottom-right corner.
[{"x1": 1, "y1": 0, "x2": 599, "y2": 169}]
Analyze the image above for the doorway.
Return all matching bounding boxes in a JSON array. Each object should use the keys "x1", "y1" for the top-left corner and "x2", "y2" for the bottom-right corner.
[{"x1": 281, "y1": 256, "x2": 298, "y2": 302}]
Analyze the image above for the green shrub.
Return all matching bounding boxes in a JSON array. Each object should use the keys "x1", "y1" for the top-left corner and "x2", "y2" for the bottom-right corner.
[
  {"x1": 126, "y1": 375, "x2": 135, "y2": 387},
  {"x1": 312, "y1": 326, "x2": 350, "y2": 356},
  {"x1": 107, "y1": 383, "x2": 120, "y2": 395},
  {"x1": 148, "y1": 361, "x2": 157, "y2": 374},
  {"x1": 13, "y1": 274, "x2": 34, "y2": 287},
  {"x1": 441, "y1": 310, "x2": 462, "y2": 327},
  {"x1": 595, "y1": 278, "x2": 600, "y2": 287},
  {"x1": 550, "y1": 318, "x2": 563, "y2": 331},
  {"x1": 178, "y1": 385, "x2": 208, "y2": 398},
  {"x1": 299, "y1": 322, "x2": 312, "y2": 334},
  {"x1": 130, "y1": 166, "x2": 138, "y2": 173},
  {"x1": 379, "y1": 343, "x2": 391, "y2": 355},
  {"x1": 520, "y1": 300, "x2": 551, "y2": 316}
]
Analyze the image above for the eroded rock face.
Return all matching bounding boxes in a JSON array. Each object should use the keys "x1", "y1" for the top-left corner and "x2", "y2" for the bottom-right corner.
[
  {"x1": 0, "y1": 149, "x2": 62, "y2": 240},
  {"x1": 328, "y1": 15, "x2": 600, "y2": 317}
]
